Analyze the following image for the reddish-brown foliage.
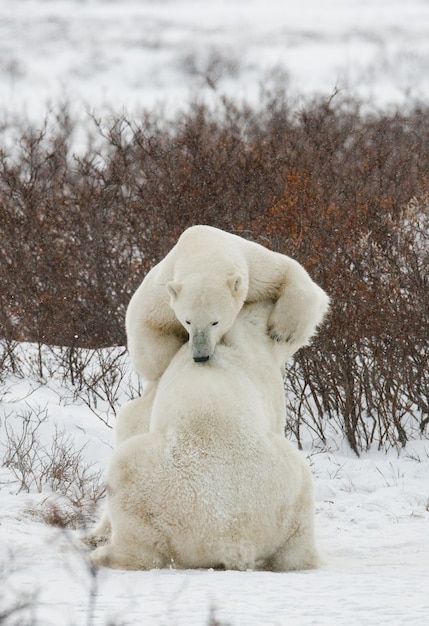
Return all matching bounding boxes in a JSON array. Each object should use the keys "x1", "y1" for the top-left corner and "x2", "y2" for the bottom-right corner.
[{"x1": 0, "y1": 92, "x2": 428, "y2": 451}]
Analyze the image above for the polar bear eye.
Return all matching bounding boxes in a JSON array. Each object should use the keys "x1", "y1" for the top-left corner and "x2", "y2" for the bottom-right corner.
[
  {"x1": 211, "y1": 321, "x2": 219, "y2": 326},
  {"x1": 185, "y1": 320, "x2": 191, "y2": 325}
]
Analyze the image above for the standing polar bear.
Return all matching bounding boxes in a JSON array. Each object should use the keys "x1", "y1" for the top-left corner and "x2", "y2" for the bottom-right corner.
[
  {"x1": 89, "y1": 302, "x2": 320, "y2": 571},
  {"x1": 126, "y1": 225, "x2": 330, "y2": 382}
]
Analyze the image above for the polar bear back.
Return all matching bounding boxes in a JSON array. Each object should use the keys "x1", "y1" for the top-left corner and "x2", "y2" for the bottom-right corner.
[
  {"x1": 91, "y1": 301, "x2": 320, "y2": 571},
  {"x1": 149, "y1": 302, "x2": 288, "y2": 435},
  {"x1": 169, "y1": 225, "x2": 250, "y2": 286}
]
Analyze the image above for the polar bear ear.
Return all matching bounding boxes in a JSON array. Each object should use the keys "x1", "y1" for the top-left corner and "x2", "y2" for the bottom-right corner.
[
  {"x1": 167, "y1": 281, "x2": 182, "y2": 299},
  {"x1": 227, "y1": 274, "x2": 244, "y2": 295}
]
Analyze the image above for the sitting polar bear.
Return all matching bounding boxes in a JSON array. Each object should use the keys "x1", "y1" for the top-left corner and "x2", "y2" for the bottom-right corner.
[
  {"x1": 89, "y1": 302, "x2": 320, "y2": 571},
  {"x1": 126, "y1": 225, "x2": 330, "y2": 382}
]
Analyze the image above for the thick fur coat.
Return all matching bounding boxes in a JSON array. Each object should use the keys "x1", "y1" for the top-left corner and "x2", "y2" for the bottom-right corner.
[
  {"x1": 126, "y1": 225, "x2": 330, "y2": 381},
  {"x1": 89, "y1": 303, "x2": 320, "y2": 571}
]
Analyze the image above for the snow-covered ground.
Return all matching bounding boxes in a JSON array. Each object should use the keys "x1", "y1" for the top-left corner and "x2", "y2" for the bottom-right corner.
[
  {"x1": 1, "y1": 346, "x2": 428, "y2": 625},
  {"x1": 1, "y1": 1, "x2": 429, "y2": 624},
  {"x1": 1, "y1": 0, "x2": 429, "y2": 123}
]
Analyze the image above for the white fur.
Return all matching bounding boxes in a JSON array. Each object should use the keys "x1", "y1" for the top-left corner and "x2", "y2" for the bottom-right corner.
[
  {"x1": 89, "y1": 303, "x2": 320, "y2": 571},
  {"x1": 126, "y1": 225, "x2": 330, "y2": 382}
]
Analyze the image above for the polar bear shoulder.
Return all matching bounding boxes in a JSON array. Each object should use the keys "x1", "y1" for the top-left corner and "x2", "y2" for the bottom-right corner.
[{"x1": 126, "y1": 225, "x2": 329, "y2": 382}]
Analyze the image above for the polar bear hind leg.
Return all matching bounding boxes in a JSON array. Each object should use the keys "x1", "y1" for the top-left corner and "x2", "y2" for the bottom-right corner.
[
  {"x1": 268, "y1": 528, "x2": 321, "y2": 571},
  {"x1": 265, "y1": 507, "x2": 320, "y2": 572},
  {"x1": 90, "y1": 537, "x2": 168, "y2": 570}
]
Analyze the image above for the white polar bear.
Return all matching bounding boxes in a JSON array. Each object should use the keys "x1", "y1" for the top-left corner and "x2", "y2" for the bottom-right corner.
[
  {"x1": 83, "y1": 389, "x2": 157, "y2": 548},
  {"x1": 126, "y1": 225, "x2": 330, "y2": 382},
  {"x1": 89, "y1": 302, "x2": 320, "y2": 571}
]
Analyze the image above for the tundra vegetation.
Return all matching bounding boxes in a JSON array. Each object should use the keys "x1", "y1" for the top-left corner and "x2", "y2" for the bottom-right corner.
[{"x1": 1, "y1": 88, "x2": 428, "y2": 456}]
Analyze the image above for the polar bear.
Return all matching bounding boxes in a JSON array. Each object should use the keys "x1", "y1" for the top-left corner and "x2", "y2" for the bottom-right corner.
[
  {"x1": 83, "y1": 389, "x2": 157, "y2": 549},
  {"x1": 89, "y1": 302, "x2": 320, "y2": 571},
  {"x1": 126, "y1": 225, "x2": 329, "y2": 382}
]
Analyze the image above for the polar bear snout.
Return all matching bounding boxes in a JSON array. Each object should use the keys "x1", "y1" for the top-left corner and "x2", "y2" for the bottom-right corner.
[
  {"x1": 194, "y1": 355, "x2": 210, "y2": 363},
  {"x1": 190, "y1": 328, "x2": 215, "y2": 363},
  {"x1": 191, "y1": 341, "x2": 212, "y2": 362}
]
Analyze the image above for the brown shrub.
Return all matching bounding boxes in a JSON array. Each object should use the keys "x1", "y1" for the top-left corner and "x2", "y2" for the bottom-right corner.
[{"x1": 0, "y1": 91, "x2": 428, "y2": 451}]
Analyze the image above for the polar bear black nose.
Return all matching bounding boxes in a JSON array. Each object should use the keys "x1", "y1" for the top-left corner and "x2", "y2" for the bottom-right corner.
[{"x1": 194, "y1": 356, "x2": 210, "y2": 363}]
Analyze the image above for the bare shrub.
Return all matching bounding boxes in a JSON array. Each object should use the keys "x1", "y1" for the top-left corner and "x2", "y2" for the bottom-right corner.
[
  {"x1": 206, "y1": 606, "x2": 231, "y2": 626},
  {"x1": 181, "y1": 46, "x2": 240, "y2": 90},
  {"x1": 68, "y1": 348, "x2": 133, "y2": 423},
  {"x1": 0, "y1": 341, "x2": 24, "y2": 383},
  {"x1": 0, "y1": 549, "x2": 128, "y2": 626},
  {"x1": 1, "y1": 88, "x2": 428, "y2": 453},
  {"x1": 2, "y1": 408, "x2": 105, "y2": 528},
  {"x1": 0, "y1": 559, "x2": 38, "y2": 625}
]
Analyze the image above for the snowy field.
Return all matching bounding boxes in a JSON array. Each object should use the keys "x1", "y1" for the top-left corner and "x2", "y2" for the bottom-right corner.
[
  {"x1": 0, "y1": 346, "x2": 429, "y2": 626},
  {"x1": 1, "y1": 1, "x2": 429, "y2": 624},
  {"x1": 1, "y1": 0, "x2": 429, "y2": 122},
  {"x1": 1, "y1": 346, "x2": 429, "y2": 626}
]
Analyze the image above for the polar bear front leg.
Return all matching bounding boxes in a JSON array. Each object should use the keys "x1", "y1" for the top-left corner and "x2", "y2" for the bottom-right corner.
[
  {"x1": 127, "y1": 321, "x2": 187, "y2": 382},
  {"x1": 126, "y1": 264, "x2": 189, "y2": 382},
  {"x1": 267, "y1": 259, "x2": 330, "y2": 352},
  {"x1": 243, "y1": 240, "x2": 329, "y2": 354}
]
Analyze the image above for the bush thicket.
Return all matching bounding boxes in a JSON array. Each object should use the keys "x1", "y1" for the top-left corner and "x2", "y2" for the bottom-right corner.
[{"x1": 0, "y1": 90, "x2": 428, "y2": 452}]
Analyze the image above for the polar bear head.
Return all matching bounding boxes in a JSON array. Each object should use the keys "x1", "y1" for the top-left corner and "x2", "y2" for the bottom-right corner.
[{"x1": 167, "y1": 273, "x2": 246, "y2": 362}]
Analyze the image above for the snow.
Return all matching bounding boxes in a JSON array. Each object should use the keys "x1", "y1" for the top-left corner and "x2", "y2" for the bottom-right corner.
[
  {"x1": 1, "y1": 347, "x2": 429, "y2": 625},
  {"x1": 1, "y1": 1, "x2": 429, "y2": 624},
  {"x1": 2, "y1": 0, "x2": 429, "y2": 124}
]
